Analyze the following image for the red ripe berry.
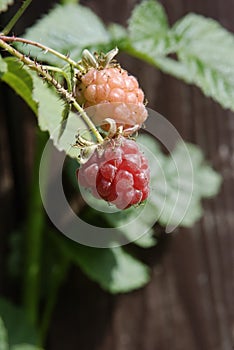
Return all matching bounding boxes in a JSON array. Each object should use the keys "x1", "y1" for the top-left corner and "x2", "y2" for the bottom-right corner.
[
  {"x1": 76, "y1": 67, "x2": 148, "y2": 132},
  {"x1": 77, "y1": 136, "x2": 150, "y2": 209}
]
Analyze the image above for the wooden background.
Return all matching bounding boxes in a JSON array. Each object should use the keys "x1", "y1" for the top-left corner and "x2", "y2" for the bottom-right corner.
[{"x1": 0, "y1": 0, "x2": 234, "y2": 349}]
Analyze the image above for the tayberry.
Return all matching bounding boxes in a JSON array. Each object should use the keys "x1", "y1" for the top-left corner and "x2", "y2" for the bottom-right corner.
[
  {"x1": 76, "y1": 66, "x2": 148, "y2": 133},
  {"x1": 77, "y1": 136, "x2": 150, "y2": 209}
]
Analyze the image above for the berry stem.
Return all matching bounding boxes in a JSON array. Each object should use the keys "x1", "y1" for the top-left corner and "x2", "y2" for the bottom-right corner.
[
  {"x1": 0, "y1": 35, "x2": 85, "y2": 70},
  {"x1": 0, "y1": 38, "x2": 104, "y2": 143},
  {"x1": 72, "y1": 100, "x2": 104, "y2": 143},
  {"x1": 1, "y1": 0, "x2": 33, "y2": 35}
]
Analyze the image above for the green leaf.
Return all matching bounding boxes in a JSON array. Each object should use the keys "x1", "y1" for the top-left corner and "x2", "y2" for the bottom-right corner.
[
  {"x1": 32, "y1": 73, "x2": 86, "y2": 158},
  {"x1": 171, "y1": 14, "x2": 234, "y2": 111},
  {"x1": 196, "y1": 164, "x2": 222, "y2": 198},
  {"x1": 134, "y1": 230, "x2": 156, "y2": 248},
  {"x1": 62, "y1": 63, "x2": 74, "y2": 93},
  {"x1": 139, "y1": 135, "x2": 222, "y2": 229},
  {"x1": 79, "y1": 188, "x2": 157, "y2": 248},
  {"x1": 58, "y1": 103, "x2": 71, "y2": 140},
  {"x1": 170, "y1": 142, "x2": 222, "y2": 201},
  {"x1": 0, "y1": 0, "x2": 14, "y2": 13},
  {"x1": 19, "y1": 4, "x2": 110, "y2": 65},
  {"x1": 0, "y1": 299, "x2": 39, "y2": 348},
  {"x1": 126, "y1": 3, "x2": 234, "y2": 113},
  {"x1": 77, "y1": 132, "x2": 219, "y2": 239},
  {"x1": 53, "y1": 234, "x2": 150, "y2": 293},
  {"x1": 0, "y1": 56, "x2": 86, "y2": 158},
  {"x1": 1, "y1": 58, "x2": 37, "y2": 113},
  {"x1": 128, "y1": 0, "x2": 172, "y2": 57},
  {"x1": 0, "y1": 55, "x2": 7, "y2": 76},
  {"x1": 108, "y1": 23, "x2": 128, "y2": 44},
  {"x1": 150, "y1": 56, "x2": 192, "y2": 83},
  {"x1": 102, "y1": 207, "x2": 157, "y2": 248},
  {"x1": 125, "y1": 0, "x2": 189, "y2": 80},
  {"x1": 11, "y1": 345, "x2": 42, "y2": 350},
  {"x1": 0, "y1": 317, "x2": 9, "y2": 350}
]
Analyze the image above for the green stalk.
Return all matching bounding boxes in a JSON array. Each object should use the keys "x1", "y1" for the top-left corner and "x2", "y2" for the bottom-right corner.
[
  {"x1": 23, "y1": 130, "x2": 48, "y2": 325},
  {"x1": 2, "y1": 0, "x2": 33, "y2": 35},
  {"x1": 39, "y1": 255, "x2": 70, "y2": 345}
]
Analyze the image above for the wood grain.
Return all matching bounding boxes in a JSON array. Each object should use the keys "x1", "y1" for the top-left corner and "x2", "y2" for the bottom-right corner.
[{"x1": 0, "y1": 0, "x2": 234, "y2": 349}]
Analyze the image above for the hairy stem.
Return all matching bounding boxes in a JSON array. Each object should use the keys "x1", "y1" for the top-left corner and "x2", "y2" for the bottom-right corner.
[
  {"x1": 2, "y1": 0, "x2": 33, "y2": 35},
  {"x1": 0, "y1": 38, "x2": 103, "y2": 143},
  {"x1": 0, "y1": 35, "x2": 84, "y2": 70}
]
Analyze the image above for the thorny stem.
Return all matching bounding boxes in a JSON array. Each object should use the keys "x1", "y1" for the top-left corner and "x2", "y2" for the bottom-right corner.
[
  {"x1": 0, "y1": 35, "x2": 85, "y2": 70},
  {"x1": 0, "y1": 38, "x2": 104, "y2": 143},
  {"x1": 42, "y1": 65, "x2": 72, "y2": 92},
  {"x1": 1, "y1": 0, "x2": 33, "y2": 35}
]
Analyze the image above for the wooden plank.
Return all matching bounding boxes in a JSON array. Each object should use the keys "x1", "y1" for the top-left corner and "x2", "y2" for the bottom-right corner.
[{"x1": 0, "y1": 0, "x2": 233, "y2": 349}]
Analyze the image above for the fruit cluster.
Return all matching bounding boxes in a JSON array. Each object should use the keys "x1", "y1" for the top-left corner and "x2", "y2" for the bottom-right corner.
[{"x1": 76, "y1": 49, "x2": 150, "y2": 210}]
